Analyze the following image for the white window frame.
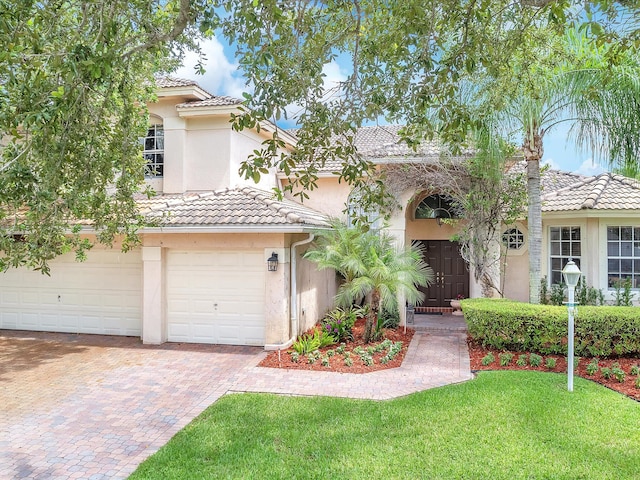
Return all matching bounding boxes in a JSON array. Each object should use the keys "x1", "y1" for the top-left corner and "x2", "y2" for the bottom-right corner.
[
  {"x1": 347, "y1": 188, "x2": 381, "y2": 230},
  {"x1": 143, "y1": 123, "x2": 164, "y2": 178},
  {"x1": 606, "y1": 226, "x2": 640, "y2": 289},
  {"x1": 549, "y1": 226, "x2": 581, "y2": 285}
]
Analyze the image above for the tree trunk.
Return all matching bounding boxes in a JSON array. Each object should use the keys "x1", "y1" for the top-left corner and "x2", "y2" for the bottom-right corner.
[
  {"x1": 524, "y1": 132, "x2": 543, "y2": 304},
  {"x1": 364, "y1": 290, "x2": 380, "y2": 343}
]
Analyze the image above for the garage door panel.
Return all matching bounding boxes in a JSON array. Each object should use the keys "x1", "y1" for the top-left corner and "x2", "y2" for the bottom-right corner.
[
  {"x1": 167, "y1": 250, "x2": 265, "y2": 346},
  {"x1": 0, "y1": 250, "x2": 142, "y2": 336}
]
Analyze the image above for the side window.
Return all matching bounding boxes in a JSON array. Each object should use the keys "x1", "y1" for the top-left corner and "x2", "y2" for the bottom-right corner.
[
  {"x1": 549, "y1": 226, "x2": 581, "y2": 285},
  {"x1": 347, "y1": 189, "x2": 381, "y2": 230},
  {"x1": 607, "y1": 226, "x2": 640, "y2": 288},
  {"x1": 143, "y1": 123, "x2": 164, "y2": 177}
]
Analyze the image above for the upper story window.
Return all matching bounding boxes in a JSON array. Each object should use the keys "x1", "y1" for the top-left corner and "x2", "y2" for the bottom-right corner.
[
  {"x1": 143, "y1": 124, "x2": 164, "y2": 177},
  {"x1": 607, "y1": 226, "x2": 640, "y2": 289},
  {"x1": 549, "y1": 226, "x2": 581, "y2": 285},
  {"x1": 347, "y1": 188, "x2": 381, "y2": 230},
  {"x1": 415, "y1": 194, "x2": 459, "y2": 220}
]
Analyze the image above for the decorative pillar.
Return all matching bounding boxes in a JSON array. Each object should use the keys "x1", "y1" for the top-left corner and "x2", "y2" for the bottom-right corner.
[{"x1": 142, "y1": 246, "x2": 164, "y2": 344}]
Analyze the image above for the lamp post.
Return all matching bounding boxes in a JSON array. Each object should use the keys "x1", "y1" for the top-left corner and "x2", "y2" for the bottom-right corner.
[{"x1": 562, "y1": 259, "x2": 581, "y2": 392}]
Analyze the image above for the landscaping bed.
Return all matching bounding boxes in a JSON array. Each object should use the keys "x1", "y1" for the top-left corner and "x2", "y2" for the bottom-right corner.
[
  {"x1": 259, "y1": 318, "x2": 414, "y2": 373},
  {"x1": 468, "y1": 338, "x2": 640, "y2": 401}
]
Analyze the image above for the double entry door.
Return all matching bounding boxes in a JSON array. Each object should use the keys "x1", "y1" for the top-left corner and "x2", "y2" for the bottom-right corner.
[{"x1": 413, "y1": 240, "x2": 469, "y2": 308}]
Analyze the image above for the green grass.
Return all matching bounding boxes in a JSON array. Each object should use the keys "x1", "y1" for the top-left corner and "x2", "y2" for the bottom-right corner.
[{"x1": 130, "y1": 371, "x2": 640, "y2": 480}]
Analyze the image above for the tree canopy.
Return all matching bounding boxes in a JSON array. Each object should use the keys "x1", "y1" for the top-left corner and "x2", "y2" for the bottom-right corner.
[{"x1": 1, "y1": 0, "x2": 639, "y2": 271}]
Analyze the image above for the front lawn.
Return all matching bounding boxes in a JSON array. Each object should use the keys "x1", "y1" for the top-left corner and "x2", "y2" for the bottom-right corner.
[{"x1": 130, "y1": 371, "x2": 640, "y2": 479}]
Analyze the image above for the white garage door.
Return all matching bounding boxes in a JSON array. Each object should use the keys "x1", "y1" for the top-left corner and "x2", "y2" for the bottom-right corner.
[
  {"x1": 0, "y1": 250, "x2": 142, "y2": 335},
  {"x1": 167, "y1": 250, "x2": 265, "y2": 346}
]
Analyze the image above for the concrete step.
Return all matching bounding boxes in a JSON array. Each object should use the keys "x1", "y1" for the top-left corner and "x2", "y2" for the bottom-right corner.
[{"x1": 408, "y1": 313, "x2": 468, "y2": 333}]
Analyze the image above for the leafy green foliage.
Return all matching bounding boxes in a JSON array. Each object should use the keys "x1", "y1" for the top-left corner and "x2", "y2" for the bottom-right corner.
[
  {"x1": 576, "y1": 276, "x2": 605, "y2": 306},
  {"x1": 499, "y1": 353, "x2": 513, "y2": 367},
  {"x1": 292, "y1": 329, "x2": 336, "y2": 355},
  {"x1": 465, "y1": 298, "x2": 640, "y2": 357},
  {"x1": 529, "y1": 354, "x2": 542, "y2": 368},
  {"x1": 320, "y1": 307, "x2": 357, "y2": 342},
  {"x1": 0, "y1": 0, "x2": 208, "y2": 270},
  {"x1": 304, "y1": 220, "x2": 433, "y2": 343},
  {"x1": 516, "y1": 354, "x2": 528, "y2": 367},
  {"x1": 612, "y1": 278, "x2": 635, "y2": 306},
  {"x1": 544, "y1": 357, "x2": 557, "y2": 369},
  {"x1": 586, "y1": 359, "x2": 599, "y2": 376},
  {"x1": 631, "y1": 365, "x2": 640, "y2": 376},
  {"x1": 481, "y1": 352, "x2": 495, "y2": 366}
]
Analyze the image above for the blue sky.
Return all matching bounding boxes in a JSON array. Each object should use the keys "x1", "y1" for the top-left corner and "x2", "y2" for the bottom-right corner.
[{"x1": 175, "y1": 37, "x2": 608, "y2": 176}]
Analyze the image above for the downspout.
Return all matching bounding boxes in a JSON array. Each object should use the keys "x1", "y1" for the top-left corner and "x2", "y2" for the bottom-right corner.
[{"x1": 264, "y1": 233, "x2": 315, "y2": 351}]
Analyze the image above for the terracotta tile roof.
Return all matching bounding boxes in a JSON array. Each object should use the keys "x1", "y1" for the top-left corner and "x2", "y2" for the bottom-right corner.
[
  {"x1": 542, "y1": 173, "x2": 640, "y2": 211},
  {"x1": 507, "y1": 161, "x2": 589, "y2": 192},
  {"x1": 285, "y1": 125, "x2": 470, "y2": 173},
  {"x1": 176, "y1": 96, "x2": 243, "y2": 108},
  {"x1": 137, "y1": 187, "x2": 330, "y2": 228}
]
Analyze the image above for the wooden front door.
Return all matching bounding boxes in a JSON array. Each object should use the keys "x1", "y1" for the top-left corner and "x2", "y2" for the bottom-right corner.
[{"x1": 414, "y1": 240, "x2": 469, "y2": 308}]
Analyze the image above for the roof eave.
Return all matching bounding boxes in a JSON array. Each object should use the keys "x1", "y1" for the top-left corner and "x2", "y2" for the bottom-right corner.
[
  {"x1": 139, "y1": 225, "x2": 331, "y2": 234},
  {"x1": 176, "y1": 105, "x2": 242, "y2": 117},
  {"x1": 157, "y1": 85, "x2": 210, "y2": 101}
]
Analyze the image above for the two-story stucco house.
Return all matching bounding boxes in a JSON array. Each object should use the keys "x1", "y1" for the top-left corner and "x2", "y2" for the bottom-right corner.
[{"x1": 1, "y1": 77, "x2": 639, "y2": 347}]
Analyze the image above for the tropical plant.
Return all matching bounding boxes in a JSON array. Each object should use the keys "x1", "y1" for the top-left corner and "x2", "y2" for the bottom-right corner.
[
  {"x1": 474, "y1": 29, "x2": 640, "y2": 303},
  {"x1": 320, "y1": 307, "x2": 357, "y2": 342},
  {"x1": 305, "y1": 221, "x2": 433, "y2": 343}
]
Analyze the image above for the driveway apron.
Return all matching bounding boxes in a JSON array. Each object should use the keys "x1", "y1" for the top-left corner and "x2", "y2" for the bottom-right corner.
[
  {"x1": 0, "y1": 332, "x2": 262, "y2": 480},
  {"x1": 1, "y1": 316, "x2": 471, "y2": 479}
]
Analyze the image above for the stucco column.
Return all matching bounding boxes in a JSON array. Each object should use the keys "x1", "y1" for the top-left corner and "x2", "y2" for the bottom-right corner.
[
  {"x1": 388, "y1": 190, "x2": 412, "y2": 326},
  {"x1": 142, "y1": 246, "x2": 164, "y2": 344},
  {"x1": 264, "y1": 248, "x2": 291, "y2": 346}
]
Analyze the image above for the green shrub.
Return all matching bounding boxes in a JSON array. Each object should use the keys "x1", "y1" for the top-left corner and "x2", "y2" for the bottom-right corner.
[
  {"x1": 545, "y1": 357, "x2": 557, "y2": 369},
  {"x1": 481, "y1": 352, "x2": 495, "y2": 366},
  {"x1": 612, "y1": 366, "x2": 626, "y2": 383},
  {"x1": 292, "y1": 329, "x2": 337, "y2": 355},
  {"x1": 321, "y1": 307, "x2": 357, "y2": 342},
  {"x1": 631, "y1": 365, "x2": 640, "y2": 376},
  {"x1": 379, "y1": 307, "x2": 400, "y2": 329},
  {"x1": 601, "y1": 367, "x2": 612, "y2": 380},
  {"x1": 576, "y1": 276, "x2": 605, "y2": 306},
  {"x1": 464, "y1": 298, "x2": 640, "y2": 357},
  {"x1": 549, "y1": 283, "x2": 566, "y2": 306},
  {"x1": 586, "y1": 359, "x2": 599, "y2": 376},
  {"x1": 516, "y1": 354, "x2": 528, "y2": 366},
  {"x1": 612, "y1": 278, "x2": 635, "y2": 307},
  {"x1": 529, "y1": 354, "x2": 542, "y2": 367},
  {"x1": 636, "y1": 377, "x2": 640, "y2": 389},
  {"x1": 499, "y1": 352, "x2": 513, "y2": 367}
]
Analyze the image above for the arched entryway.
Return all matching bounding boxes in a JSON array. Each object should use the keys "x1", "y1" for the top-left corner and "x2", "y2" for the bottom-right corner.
[{"x1": 408, "y1": 194, "x2": 470, "y2": 312}]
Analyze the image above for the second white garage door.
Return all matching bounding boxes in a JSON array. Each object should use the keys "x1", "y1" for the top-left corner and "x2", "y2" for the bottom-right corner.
[{"x1": 166, "y1": 250, "x2": 266, "y2": 345}]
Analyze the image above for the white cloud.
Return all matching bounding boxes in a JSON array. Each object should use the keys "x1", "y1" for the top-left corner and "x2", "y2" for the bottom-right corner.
[
  {"x1": 174, "y1": 38, "x2": 247, "y2": 99},
  {"x1": 541, "y1": 157, "x2": 561, "y2": 170},
  {"x1": 574, "y1": 158, "x2": 606, "y2": 176}
]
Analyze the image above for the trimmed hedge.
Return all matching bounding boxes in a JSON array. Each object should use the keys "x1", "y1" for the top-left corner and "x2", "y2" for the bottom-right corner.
[{"x1": 463, "y1": 298, "x2": 640, "y2": 357}]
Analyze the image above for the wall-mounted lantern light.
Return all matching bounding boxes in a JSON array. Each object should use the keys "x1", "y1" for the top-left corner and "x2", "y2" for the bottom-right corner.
[{"x1": 267, "y1": 252, "x2": 279, "y2": 272}]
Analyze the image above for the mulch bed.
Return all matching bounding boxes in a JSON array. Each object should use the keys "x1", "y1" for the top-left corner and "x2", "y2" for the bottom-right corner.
[
  {"x1": 468, "y1": 338, "x2": 640, "y2": 401},
  {"x1": 259, "y1": 318, "x2": 414, "y2": 374}
]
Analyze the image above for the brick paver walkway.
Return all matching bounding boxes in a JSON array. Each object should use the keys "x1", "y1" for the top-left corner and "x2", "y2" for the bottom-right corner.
[{"x1": 1, "y1": 320, "x2": 471, "y2": 479}]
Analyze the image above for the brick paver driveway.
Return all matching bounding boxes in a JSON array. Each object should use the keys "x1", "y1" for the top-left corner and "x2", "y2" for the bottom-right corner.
[
  {"x1": 1, "y1": 318, "x2": 472, "y2": 479},
  {"x1": 0, "y1": 331, "x2": 263, "y2": 480}
]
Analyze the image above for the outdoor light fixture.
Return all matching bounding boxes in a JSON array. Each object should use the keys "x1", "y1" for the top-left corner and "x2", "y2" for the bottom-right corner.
[
  {"x1": 267, "y1": 252, "x2": 279, "y2": 272},
  {"x1": 562, "y1": 259, "x2": 581, "y2": 392}
]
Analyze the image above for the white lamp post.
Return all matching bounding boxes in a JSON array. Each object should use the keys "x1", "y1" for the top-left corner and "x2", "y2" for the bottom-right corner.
[{"x1": 562, "y1": 259, "x2": 581, "y2": 392}]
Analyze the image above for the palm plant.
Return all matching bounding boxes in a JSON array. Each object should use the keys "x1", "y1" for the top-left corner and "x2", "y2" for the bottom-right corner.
[
  {"x1": 479, "y1": 29, "x2": 640, "y2": 303},
  {"x1": 304, "y1": 220, "x2": 433, "y2": 343}
]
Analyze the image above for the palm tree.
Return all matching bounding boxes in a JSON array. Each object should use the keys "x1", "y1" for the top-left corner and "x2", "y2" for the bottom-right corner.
[
  {"x1": 304, "y1": 220, "x2": 433, "y2": 342},
  {"x1": 480, "y1": 30, "x2": 640, "y2": 303}
]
